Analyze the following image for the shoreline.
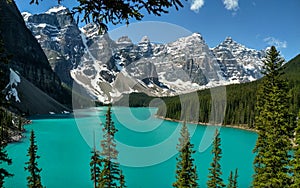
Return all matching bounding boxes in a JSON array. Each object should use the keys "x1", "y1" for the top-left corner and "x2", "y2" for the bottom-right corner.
[
  {"x1": 7, "y1": 119, "x2": 32, "y2": 143},
  {"x1": 155, "y1": 115, "x2": 258, "y2": 133}
]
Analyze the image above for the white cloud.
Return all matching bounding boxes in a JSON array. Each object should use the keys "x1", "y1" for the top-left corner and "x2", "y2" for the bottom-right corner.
[
  {"x1": 264, "y1": 37, "x2": 287, "y2": 49},
  {"x1": 190, "y1": 0, "x2": 205, "y2": 12},
  {"x1": 223, "y1": 0, "x2": 239, "y2": 11}
]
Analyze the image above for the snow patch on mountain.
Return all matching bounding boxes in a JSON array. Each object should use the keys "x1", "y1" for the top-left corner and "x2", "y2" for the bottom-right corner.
[
  {"x1": 22, "y1": 7, "x2": 267, "y2": 103},
  {"x1": 21, "y1": 12, "x2": 31, "y2": 22},
  {"x1": 212, "y1": 37, "x2": 265, "y2": 82},
  {"x1": 5, "y1": 69, "x2": 21, "y2": 102},
  {"x1": 23, "y1": 7, "x2": 85, "y2": 86}
]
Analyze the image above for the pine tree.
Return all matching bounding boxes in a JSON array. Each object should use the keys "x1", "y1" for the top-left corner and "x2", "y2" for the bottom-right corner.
[
  {"x1": 90, "y1": 130, "x2": 104, "y2": 188},
  {"x1": 24, "y1": 130, "x2": 44, "y2": 188},
  {"x1": 232, "y1": 169, "x2": 238, "y2": 188},
  {"x1": 207, "y1": 130, "x2": 225, "y2": 188},
  {"x1": 252, "y1": 46, "x2": 294, "y2": 187},
  {"x1": 226, "y1": 169, "x2": 238, "y2": 188},
  {"x1": 18, "y1": 117, "x2": 23, "y2": 131},
  {"x1": 90, "y1": 149, "x2": 102, "y2": 188},
  {"x1": 98, "y1": 106, "x2": 125, "y2": 188},
  {"x1": 119, "y1": 170, "x2": 126, "y2": 188},
  {"x1": 227, "y1": 171, "x2": 233, "y2": 188},
  {"x1": 173, "y1": 122, "x2": 198, "y2": 188},
  {"x1": 0, "y1": 141, "x2": 12, "y2": 187},
  {"x1": 0, "y1": 37, "x2": 12, "y2": 187},
  {"x1": 291, "y1": 112, "x2": 300, "y2": 187},
  {"x1": 0, "y1": 38, "x2": 7, "y2": 94}
]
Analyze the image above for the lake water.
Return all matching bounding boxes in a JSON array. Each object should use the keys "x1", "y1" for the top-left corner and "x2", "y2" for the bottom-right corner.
[{"x1": 4, "y1": 107, "x2": 257, "y2": 188}]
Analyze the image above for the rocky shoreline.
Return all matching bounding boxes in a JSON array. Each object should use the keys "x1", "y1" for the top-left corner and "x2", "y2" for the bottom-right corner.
[
  {"x1": 9, "y1": 119, "x2": 32, "y2": 143},
  {"x1": 3, "y1": 112, "x2": 32, "y2": 144}
]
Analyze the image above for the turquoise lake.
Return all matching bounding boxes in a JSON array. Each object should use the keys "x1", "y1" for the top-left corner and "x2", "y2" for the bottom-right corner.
[{"x1": 4, "y1": 107, "x2": 257, "y2": 187}]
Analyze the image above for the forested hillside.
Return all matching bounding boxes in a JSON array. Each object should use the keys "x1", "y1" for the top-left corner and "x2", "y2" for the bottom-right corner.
[{"x1": 155, "y1": 54, "x2": 300, "y2": 128}]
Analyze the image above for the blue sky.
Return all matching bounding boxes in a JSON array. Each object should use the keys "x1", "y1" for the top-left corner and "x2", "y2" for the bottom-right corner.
[{"x1": 16, "y1": 0, "x2": 300, "y2": 61}]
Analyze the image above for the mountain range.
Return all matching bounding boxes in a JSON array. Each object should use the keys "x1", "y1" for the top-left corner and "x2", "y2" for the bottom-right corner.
[{"x1": 22, "y1": 6, "x2": 266, "y2": 104}]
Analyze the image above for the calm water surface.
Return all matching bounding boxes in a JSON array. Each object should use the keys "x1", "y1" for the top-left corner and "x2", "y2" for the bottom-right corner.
[{"x1": 4, "y1": 107, "x2": 257, "y2": 188}]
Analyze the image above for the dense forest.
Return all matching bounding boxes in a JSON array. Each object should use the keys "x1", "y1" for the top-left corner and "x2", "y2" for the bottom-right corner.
[
  {"x1": 154, "y1": 54, "x2": 300, "y2": 128},
  {"x1": 116, "y1": 54, "x2": 300, "y2": 128}
]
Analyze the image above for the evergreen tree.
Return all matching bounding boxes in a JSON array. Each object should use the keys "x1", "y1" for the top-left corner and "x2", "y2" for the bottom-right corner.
[
  {"x1": 18, "y1": 117, "x2": 23, "y2": 131},
  {"x1": 232, "y1": 169, "x2": 238, "y2": 188},
  {"x1": 119, "y1": 170, "x2": 126, "y2": 188},
  {"x1": 0, "y1": 38, "x2": 8, "y2": 102},
  {"x1": 173, "y1": 122, "x2": 198, "y2": 188},
  {"x1": 0, "y1": 37, "x2": 12, "y2": 188},
  {"x1": 207, "y1": 130, "x2": 225, "y2": 188},
  {"x1": 0, "y1": 141, "x2": 12, "y2": 187},
  {"x1": 24, "y1": 130, "x2": 44, "y2": 188},
  {"x1": 291, "y1": 112, "x2": 300, "y2": 187},
  {"x1": 98, "y1": 106, "x2": 125, "y2": 188},
  {"x1": 252, "y1": 46, "x2": 294, "y2": 187},
  {"x1": 226, "y1": 169, "x2": 238, "y2": 188},
  {"x1": 90, "y1": 148, "x2": 102, "y2": 188},
  {"x1": 227, "y1": 171, "x2": 233, "y2": 188}
]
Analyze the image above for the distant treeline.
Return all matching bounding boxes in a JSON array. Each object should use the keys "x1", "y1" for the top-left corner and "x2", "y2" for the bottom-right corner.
[
  {"x1": 158, "y1": 54, "x2": 300, "y2": 128},
  {"x1": 119, "y1": 54, "x2": 300, "y2": 128}
]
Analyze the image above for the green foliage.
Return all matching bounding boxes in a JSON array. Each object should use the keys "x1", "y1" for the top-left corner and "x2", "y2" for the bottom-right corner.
[
  {"x1": 0, "y1": 37, "x2": 9, "y2": 107},
  {"x1": 283, "y1": 54, "x2": 300, "y2": 115},
  {"x1": 119, "y1": 170, "x2": 126, "y2": 188},
  {"x1": 173, "y1": 122, "x2": 198, "y2": 188},
  {"x1": 156, "y1": 82, "x2": 259, "y2": 128},
  {"x1": 207, "y1": 130, "x2": 225, "y2": 188},
  {"x1": 114, "y1": 93, "x2": 156, "y2": 107},
  {"x1": 0, "y1": 141, "x2": 12, "y2": 187},
  {"x1": 157, "y1": 53, "x2": 300, "y2": 129},
  {"x1": 72, "y1": 0, "x2": 185, "y2": 32},
  {"x1": 233, "y1": 169, "x2": 238, "y2": 188},
  {"x1": 29, "y1": 0, "x2": 185, "y2": 32},
  {"x1": 0, "y1": 109, "x2": 13, "y2": 143},
  {"x1": 227, "y1": 171, "x2": 233, "y2": 188},
  {"x1": 0, "y1": 37, "x2": 14, "y2": 185},
  {"x1": 25, "y1": 130, "x2": 44, "y2": 188},
  {"x1": 291, "y1": 112, "x2": 300, "y2": 187},
  {"x1": 90, "y1": 149, "x2": 103, "y2": 188},
  {"x1": 227, "y1": 169, "x2": 238, "y2": 188},
  {"x1": 252, "y1": 46, "x2": 294, "y2": 187},
  {"x1": 96, "y1": 106, "x2": 125, "y2": 188}
]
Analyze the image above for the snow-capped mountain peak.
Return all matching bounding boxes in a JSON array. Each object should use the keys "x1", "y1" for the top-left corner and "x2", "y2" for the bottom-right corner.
[
  {"x1": 21, "y1": 12, "x2": 32, "y2": 22},
  {"x1": 139, "y1": 36, "x2": 151, "y2": 44},
  {"x1": 22, "y1": 6, "x2": 85, "y2": 86},
  {"x1": 23, "y1": 8, "x2": 267, "y2": 103},
  {"x1": 212, "y1": 37, "x2": 266, "y2": 83},
  {"x1": 175, "y1": 32, "x2": 204, "y2": 45},
  {"x1": 116, "y1": 36, "x2": 133, "y2": 45},
  {"x1": 80, "y1": 23, "x2": 104, "y2": 39}
]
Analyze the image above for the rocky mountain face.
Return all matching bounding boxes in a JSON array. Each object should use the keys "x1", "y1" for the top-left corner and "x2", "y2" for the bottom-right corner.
[
  {"x1": 22, "y1": 6, "x2": 85, "y2": 86},
  {"x1": 212, "y1": 37, "x2": 265, "y2": 82},
  {"x1": 0, "y1": 1, "x2": 70, "y2": 114},
  {"x1": 22, "y1": 6, "x2": 266, "y2": 103}
]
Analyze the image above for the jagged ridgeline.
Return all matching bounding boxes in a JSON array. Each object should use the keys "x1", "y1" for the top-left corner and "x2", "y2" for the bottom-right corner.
[
  {"x1": 23, "y1": 6, "x2": 266, "y2": 104},
  {"x1": 155, "y1": 54, "x2": 300, "y2": 127}
]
